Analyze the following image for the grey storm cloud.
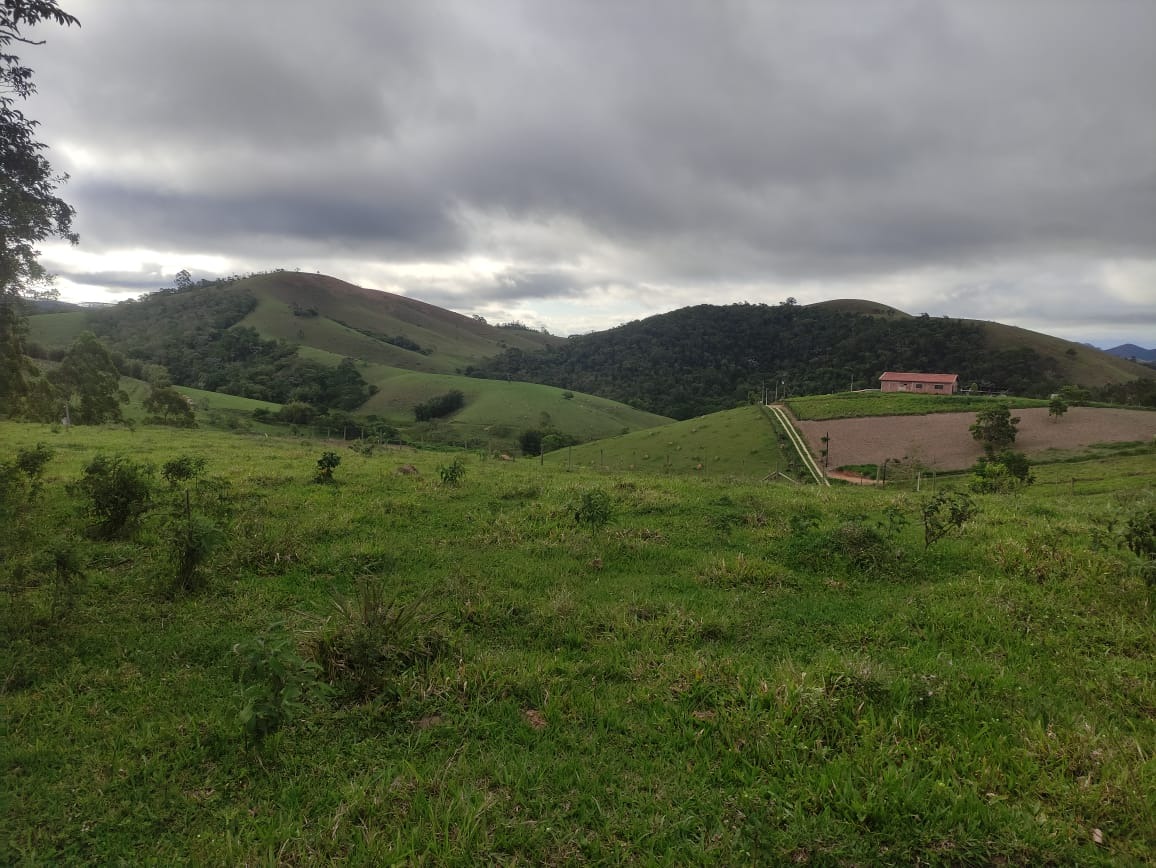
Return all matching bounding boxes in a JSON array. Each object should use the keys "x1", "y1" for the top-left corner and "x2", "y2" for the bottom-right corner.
[{"x1": 25, "y1": 0, "x2": 1156, "y2": 341}]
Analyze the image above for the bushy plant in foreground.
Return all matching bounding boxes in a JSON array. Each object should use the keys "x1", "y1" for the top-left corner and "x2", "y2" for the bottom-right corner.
[
  {"x1": 71, "y1": 454, "x2": 154, "y2": 539},
  {"x1": 438, "y1": 457, "x2": 466, "y2": 486},
  {"x1": 161, "y1": 504, "x2": 224, "y2": 595},
  {"x1": 1118, "y1": 495, "x2": 1156, "y2": 587},
  {"x1": 306, "y1": 578, "x2": 446, "y2": 704},
  {"x1": 232, "y1": 629, "x2": 322, "y2": 742},
  {"x1": 574, "y1": 489, "x2": 613, "y2": 532},
  {"x1": 1, "y1": 442, "x2": 54, "y2": 516},
  {"x1": 920, "y1": 489, "x2": 976, "y2": 548}
]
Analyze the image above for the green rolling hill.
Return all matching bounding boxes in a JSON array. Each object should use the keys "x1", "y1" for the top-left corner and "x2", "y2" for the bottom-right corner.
[
  {"x1": 24, "y1": 278, "x2": 1151, "y2": 438},
  {"x1": 477, "y1": 300, "x2": 1154, "y2": 418},
  {"x1": 23, "y1": 272, "x2": 670, "y2": 442},
  {"x1": 542, "y1": 404, "x2": 798, "y2": 478}
]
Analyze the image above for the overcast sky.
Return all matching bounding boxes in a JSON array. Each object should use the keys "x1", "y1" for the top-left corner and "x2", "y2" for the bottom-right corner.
[{"x1": 26, "y1": 0, "x2": 1156, "y2": 346}]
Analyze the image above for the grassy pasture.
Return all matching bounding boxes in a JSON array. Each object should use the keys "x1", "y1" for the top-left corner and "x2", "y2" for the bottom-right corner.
[
  {"x1": 2, "y1": 421, "x2": 1153, "y2": 864},
  {"x1": 356, "y1": 366, "x2": 670, "y2": 441},
  {"x1": 787, "y1": 391, "x2": 1051, "y2": 421},
  {"x1": 545, "y1": 404, "x2": 799, "y2": 478},
  {"x1": 24, "y1": 310, "x2": 89, "y2": 348}
]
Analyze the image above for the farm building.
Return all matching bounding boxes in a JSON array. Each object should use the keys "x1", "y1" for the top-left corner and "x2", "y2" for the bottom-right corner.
[{"x1": 879, "y1": 372, "x2": 959, "y2": 394}]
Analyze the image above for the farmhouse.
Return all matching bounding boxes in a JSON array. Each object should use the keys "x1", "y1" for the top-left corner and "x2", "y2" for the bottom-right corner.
[{"x1": 879, "y1": 371, "x2": 959, "y2": 394}]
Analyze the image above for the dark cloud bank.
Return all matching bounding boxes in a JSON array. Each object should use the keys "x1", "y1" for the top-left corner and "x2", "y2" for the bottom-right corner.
[{"x1": 29, "y1": 0, "x2": 1156, "y2": 344}]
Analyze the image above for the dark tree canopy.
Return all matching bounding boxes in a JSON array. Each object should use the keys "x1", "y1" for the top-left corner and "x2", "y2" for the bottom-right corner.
[
  {"x1": 49, "y1": 331, "x2": 127, "y2": 424},
  {"x1": 1, "y1": 0, "x2": 79, "y2": 295},
  {"x1": 1, "y1": 0, "x2": 79, "y2": 416}
]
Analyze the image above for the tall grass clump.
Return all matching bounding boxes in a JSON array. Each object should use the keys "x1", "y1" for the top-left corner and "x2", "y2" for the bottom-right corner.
[{"x1": 305, "y1": 577, "x2": 447, "y2": 703}]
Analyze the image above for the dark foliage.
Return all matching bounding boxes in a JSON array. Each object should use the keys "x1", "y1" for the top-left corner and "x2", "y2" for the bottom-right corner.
[
  {"x1": 87, "y1": 285, "x2": 374, "y2": 411},
  {"x1": 1088, "y1": 378, "x2": 1156, "y2": 408},
  {"x1": 413, "y1": 389, "x2": 465, "y2": 422},
  {"x1": 970, "y1": 405, "x2": 1020, "y2": 456},
  {"x1": 0, "y1": 1, "x2": 79, "y2": 416},
  {"x1": 472, "y1": 304, "x2": 1065, "y2": 419},
  {"x1": 71, "y1": 454, "x2": 154, "y2": 539}
]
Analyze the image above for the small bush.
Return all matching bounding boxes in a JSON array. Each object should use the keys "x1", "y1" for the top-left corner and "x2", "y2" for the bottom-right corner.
[
  {"x1": 162, "y1": 506, "x2": 224, "y2": 594},
  {"x1": 970, "y1": 450, "x2": 1034, "y2": 493},
  {"x1": 233, "y1": 629, "x2": 322, "y2": 742},
  {"x1": 314, "y1": 451, "x2": 341, "y2": 483},
  {"x1": 161, "y1": 455, "x2": 207, "y2": 488},
  {"x1": 832, "y1": 521, "x2": 890, "y2": 573},
  {"x1": 1, "y1": 443, "x2": 55, "y2": 516},
  {"x1": 14, "y1": 442, "x2": 54, "y2": 494},
  {"x1": 349, "y1": 440, "x2": 375, "y2": 457},
  {"x1": 438, "y1": 457, "x2": 466, "y2": 486},
  {"x1": 920, "y1": 489, "x2": 976, "y2": 548},
  {"x1": 1118, "y1": 495, "x2": 1156, "y2": 587},
  {"x1": 575, "y1": 489, "x2": 613, "y2": 531},
  {"x1": 306, "y1": 579, "x2": 447, "y2": 704},
  {"x1": 71, "y1": 454, "x2": 154, "y2": 539}
]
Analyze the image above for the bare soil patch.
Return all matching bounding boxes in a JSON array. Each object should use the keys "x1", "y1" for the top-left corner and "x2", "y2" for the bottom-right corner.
[{"x1": 796, "y1": 407, "x2": 1156, "y2": 472}]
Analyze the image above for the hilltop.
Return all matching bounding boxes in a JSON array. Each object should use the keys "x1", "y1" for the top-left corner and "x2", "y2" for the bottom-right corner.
[
  {"x1": 24, "y1": 272, "x2": 667, "y2": 444},
  {"x1": 25, "y1": 279, "x2": 1152, "y2": 426},
  {"x1": 475, "y1": 300, "x2": 1153, "y2": 419}
]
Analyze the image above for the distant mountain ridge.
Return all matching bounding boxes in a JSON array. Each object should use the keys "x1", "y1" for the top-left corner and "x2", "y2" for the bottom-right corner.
[
  {"x1": 1105, "y1": 344, "x2": 1156, "y2": 362},
  {"x1": 25, "y1": 279, "x2": 1154, "y2": 422}
]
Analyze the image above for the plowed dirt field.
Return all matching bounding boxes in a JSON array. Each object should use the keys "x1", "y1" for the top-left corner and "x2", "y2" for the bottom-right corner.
[{"x1": 795, "y1": 406, "x2": 1156, "y2": 471}]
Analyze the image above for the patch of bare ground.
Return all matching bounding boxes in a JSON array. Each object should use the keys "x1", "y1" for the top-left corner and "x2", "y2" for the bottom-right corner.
[{"x1": 796, "y1": 407, "x2": 1156, "y2": 472}]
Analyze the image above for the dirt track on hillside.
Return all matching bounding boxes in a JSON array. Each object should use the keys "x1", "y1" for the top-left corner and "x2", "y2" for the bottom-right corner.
[{"x1": 795, "y1": 407, "x2": 1156, "y2": 472}]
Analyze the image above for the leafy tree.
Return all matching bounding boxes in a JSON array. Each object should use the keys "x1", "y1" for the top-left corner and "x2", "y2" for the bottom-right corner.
[
  {"x1": 173, "y1": 269, "x2": 192, "y2": 291},
  {"x1": 1048, "y1": 395, "x2": 1068, "y2": 422},
  {"x1": 144, "y1": 385, "x2": 196, "y2": 426},
  {"x1": 1058, "y1": 384, "x2": 1091, "y2": 405},
  {"x1": 920, "y1": 489, "x2": 976, "y2": 548},
  {"x1": 0, "y1": 1, "x2": 80, "y2": 415},
  {"x1": 969, "y1": 405, "x2": 1020, "y2": 456},
  {"x1": 518, "y1": 429, "x2": 543, "y2": 456},
  {"x1": 48, "y1": 332, "x2": 127, "y2": 424}
]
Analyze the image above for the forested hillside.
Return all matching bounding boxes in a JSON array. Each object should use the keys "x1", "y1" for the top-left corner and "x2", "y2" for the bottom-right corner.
[
  {"x1": 84, "y1": 280, "x2": 374, "y2": 410},
  {"x1": 472, "y1": 302, "x2": 1150, "y2": 419}
]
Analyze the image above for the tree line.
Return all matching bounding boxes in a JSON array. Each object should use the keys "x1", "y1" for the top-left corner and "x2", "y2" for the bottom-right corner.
[{"x1": 471, "y1": 303, "x2": 1068, "y2": 419}]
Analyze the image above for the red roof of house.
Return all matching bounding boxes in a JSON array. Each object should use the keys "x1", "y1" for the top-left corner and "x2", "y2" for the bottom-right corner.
[{"x1": 879, "y1": 372, "x2": 959, "y2": 384}]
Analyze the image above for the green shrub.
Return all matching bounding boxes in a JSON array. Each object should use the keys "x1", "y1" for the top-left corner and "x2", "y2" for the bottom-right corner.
[
  {"x1": 232, "y1": 629, "x2": 322, "y2": 742},
  {"x1": 161, "y1": 455, "x2": 207, "y2": 488},
  {"x1": 413, "y1": 389, "x2": 464, "y2": 422},
  {"x1": 575, "y1": 489, "x2": 613, "y2": 531},
  {"x1": 438, "y1": 457, "x2": 466, "y2": 486},
  {"x1": 1118, "y1": 495, "x2": 1156, "y2": 587},
  {"x1": 14, "y1": 442, "x2": 54, "y2": 493},
  {"x1": 314, "y1": 451, "x2": 341, "y2": 483},
  {"x1": 970, "y1": 450, "x2": 1034, "y2": 493},
  {"x1": 831, "y1": 521, "x2": 889, "y2": 573},
  {"x1": 162, "y1": 505, "x2": 224, "y2": 595},
  {"x1": 71, "y1": 454, "x2": 154, "y2": 539},
  {"x1": 920, "y1": 489, "x2": 976, "y2": 548},
  {"x1": 1, "y1": 442, "x2": 54, "y2": 516}
]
